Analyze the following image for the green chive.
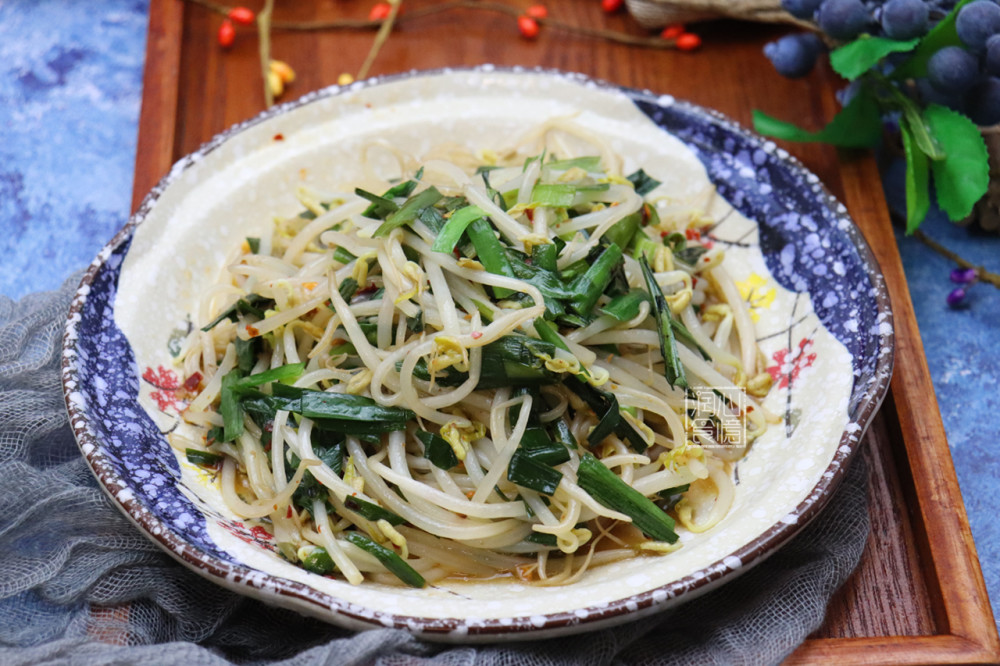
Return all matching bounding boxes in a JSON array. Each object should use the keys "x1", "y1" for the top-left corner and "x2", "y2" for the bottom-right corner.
[
  {"x1": 431, "y1": 205, "x2": 486, "y2": 254},
  {"x1": 640, "y1": 257, "x2": 688, "y2": 390},
  {"x1": 343, "y1": 496, "x2": 406, "y2": 526},
  {"x1": 185, "y1": 448, "x2": 222, "y2": 467},
  {"x1": 525, "y1": 532, "x2": 558, "y2": 547},
  {"x1": 332, "y1": 246, "x2": 357, "y2": 264},
  {"x1": 300, "y1": 546, "x2": 336, "y2": 575},
  {"x1": 569, "y1": 242, "x2": 623, "y2": 316},
  {"x1": 220, "y1": 372, "x2": 245, "y2": 442},
  {"x1": 344, "y1": 532, "x2": 425, "y2": 588},
  {"x1": 600, "y1": 289, "x2": 649, "y2": 322},
  {"x1": 507, "y1": 449, "x2": 563, "y2": 495},
  {"x1": 466, "y1": 217, "x2": 517, "y2": 299},
  {"x1": 201, "y1": 294, "x2": 269, "y2": 332},
  {"x1": 577, "y1": 453, "x2": 678, "y2": 543},
  {"x1": 626, "y1": 168, "x2": 662, "y2": 196},
  {"x1": 373, "y1": 187, "x2": 443, "y2": 237},
  {"x1": 338, "y1": 277, "x2": 359, "y2": 301},
  {"x1": 416, "y1": 429, "x2": 459, "y2": 470}
]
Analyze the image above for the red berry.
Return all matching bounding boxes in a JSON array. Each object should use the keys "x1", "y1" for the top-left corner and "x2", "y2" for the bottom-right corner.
[
  {"x1": 660, "y1": 23, "x2": 685, "y2": 40},
  {"x1": 228, "y1": 6, "x2": 255, "y2": 25},
  {"x1": 218, "y1": 19, "x2": 235, "y2": 48},
  {"x1": 518, "y1": 15, "x2": 540, "y2": 39},
  {"x1": 676, "y1": 32, "x2": 702, "y2": 51},
  {"x1": 369, "y1": 2, "x2": 392, "y2": 21},
  {"x1": 526, "y1": 4, "x2": 548, "y2": 19},
  {"x1": 602, "y1": 0, "x2": 624, "y2": 13}
]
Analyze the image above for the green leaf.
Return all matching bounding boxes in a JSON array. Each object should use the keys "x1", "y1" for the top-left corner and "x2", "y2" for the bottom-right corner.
[
  {"x1": 898, "y1": 96, "x2": 945, "y2": 161},
  {"x1": 900, "y1": 119, "x2": 931, "y2": 233},
  {"x1": 892, "y1": 0, "x2": 972, "y2": 80},
  {"x1": 924, "y1": 104, "x2": 989, "y2": 222},
  {"x1": 752, "y1": 87, "x2": 882, "y2": 149},
  {"x1": 830, "y1": 36, "x2": 919, "y2": 81}
]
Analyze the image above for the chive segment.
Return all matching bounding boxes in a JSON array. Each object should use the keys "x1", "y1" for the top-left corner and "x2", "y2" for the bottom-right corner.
[
  {"x1": 568, "y1": 242, "x2": 623, "y2": 316},
  {"x1": 344, "y1": 532, "x2": 426, "y2": 588},
  {"x1": 373, "y1": 187, "x2": 443, "y2": 237},
  {"x1": 416, "y1": 429, "x2": 459, "y2": 470},
  {"x1": 577, "y1": 453, "x2": 678, "y2": 543},
  {"x1": 185, "y1": 448, "x2": 222, "y2": 466},
  {"x1": 600, "y1": 288, "x2": 649, "y2": 322},
  {"x1": 300, "y1": 546, "x2": 336, "y2": 575},
  {"x1": 201, "y1": 294, "x2": 269, "y2": 332},
  {"x1": 640, "y1": 257, "x2": 688, "y2": 390},
  {"x1": 343, "y1": 496, "x2": 406, "y2": 526},
  {"x1": 431, "y1": 205, "x2": 486, "y2": 253},
  {"x1": 626, "y1": 168, "x2": 662, "y2": 196},
  {"x1": 507, "y1": 449, "x2": 563, "y2": 496},
  {"x1": 466, "y1": 217, "x2": 516, "y2": 299}
]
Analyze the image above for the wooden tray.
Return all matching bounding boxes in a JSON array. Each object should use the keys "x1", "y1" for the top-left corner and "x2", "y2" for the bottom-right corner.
[{"x1": 132, "y1": 1, "x2": 1000, "y2": 662}]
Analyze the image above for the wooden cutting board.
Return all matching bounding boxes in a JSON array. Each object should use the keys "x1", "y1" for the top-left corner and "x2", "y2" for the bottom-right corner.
[{"x1": 133, "y1": 1, "x2": 1000, "y2": 662}]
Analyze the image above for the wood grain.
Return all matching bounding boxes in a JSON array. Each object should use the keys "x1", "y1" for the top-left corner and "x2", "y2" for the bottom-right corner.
[{"x1": 131, "y1": 1, "x2": 1000, "y2": 662}]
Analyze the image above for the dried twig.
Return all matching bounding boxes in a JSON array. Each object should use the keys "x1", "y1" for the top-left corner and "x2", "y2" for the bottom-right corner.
[{"x1": 913, "y1": 230, "x2": 1000, "y2": 289}]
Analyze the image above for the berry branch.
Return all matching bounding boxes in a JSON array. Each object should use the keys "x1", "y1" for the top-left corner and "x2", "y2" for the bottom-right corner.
[
  {"x1": 183, "y1": 0, "x2": 689, "y2": 50},
  {"x1": 914, "y1": 228, "x2": 1000, "y2": 284}
]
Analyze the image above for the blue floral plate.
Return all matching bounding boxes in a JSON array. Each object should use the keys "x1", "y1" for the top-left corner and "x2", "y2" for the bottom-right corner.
[{"x1": 62, "y1": 68, "x2": 893, "y2": 641}]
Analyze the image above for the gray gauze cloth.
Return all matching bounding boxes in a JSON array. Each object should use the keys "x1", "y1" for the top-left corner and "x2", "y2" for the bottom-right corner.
[{"x1": 0, "y1": 275, "x2": 869, "y2": 666}]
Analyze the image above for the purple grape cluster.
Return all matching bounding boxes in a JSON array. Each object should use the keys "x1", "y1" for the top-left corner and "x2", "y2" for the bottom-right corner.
[{"x1": 767, "y1": 0, "x2": 1000, "y2": 125}]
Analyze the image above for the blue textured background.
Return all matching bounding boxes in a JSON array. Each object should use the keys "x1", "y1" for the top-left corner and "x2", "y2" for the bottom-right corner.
[{"x1": 2, "y1": 0, "x2": 997, "y2": 630}]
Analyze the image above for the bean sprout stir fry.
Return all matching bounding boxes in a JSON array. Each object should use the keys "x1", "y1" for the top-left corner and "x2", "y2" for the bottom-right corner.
[{"x1": 173, "y1": 122, "x2": 778, "y2": 588}]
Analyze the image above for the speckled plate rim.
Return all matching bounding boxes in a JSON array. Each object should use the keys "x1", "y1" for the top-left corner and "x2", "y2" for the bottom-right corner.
[{"x1": 61, "y1": 66, "x2": 895, "y2": 642}]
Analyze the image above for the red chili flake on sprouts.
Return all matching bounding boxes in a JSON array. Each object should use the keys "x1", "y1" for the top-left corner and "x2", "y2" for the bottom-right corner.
[
  {"x1": 182, "y1": 372, "x2": 203, "y2": 391},
  {"x1": 526, "y1": 4, "x2": 548, "y2": 19},
  {"x1": 601, "y1": 0, "x2": 624, "y2": 12},
  {"x1": 685, "y1": 228, "x2": 701, "y2": 241},
  {"x1": 676, "y1": 33, "x2": 702, "y2": 51},
  {"x1": 471, "y1": 331, "x2": 483, "y2": 340},
  {"x1": 518, "y1": 15, "x2": 540, "y2": 39},
  {"x1": 246, "y1": 325, "x2": 260, "y2": 337},
  {"x1": 660, "y1": 23, "x2": 685, "y2": 40},
  {"x1": 286, "y1": 507, "x2": 294, "y2": 518},
  {"x1": 273, "y1": 133, "x2": 284, "y2": 141},
  {"x1": 228, "y1": 7, "x2": 255, "y2": 25},
  {"x1": 356, "y1": 282, "x2": 378, "y2": 297},
  {"x1": 369, "y1": 2, "x2": 392, "y2": 21},
  {"x1": 218, "y1": 19, "x2": 236, "y2": 48}
]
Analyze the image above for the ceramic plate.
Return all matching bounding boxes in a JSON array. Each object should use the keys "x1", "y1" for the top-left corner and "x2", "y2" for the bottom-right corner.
[{"x1": 62, "y1": 68, "x2": 893, "y2": 642}]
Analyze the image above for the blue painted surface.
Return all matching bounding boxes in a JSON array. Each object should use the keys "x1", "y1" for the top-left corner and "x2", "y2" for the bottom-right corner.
[
  {"x1": 1, "y1": 0, "x2": 997, "y2": 630},
  {"x1": 0, "y1": 0, "x2": 147, "y2": 298}
]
